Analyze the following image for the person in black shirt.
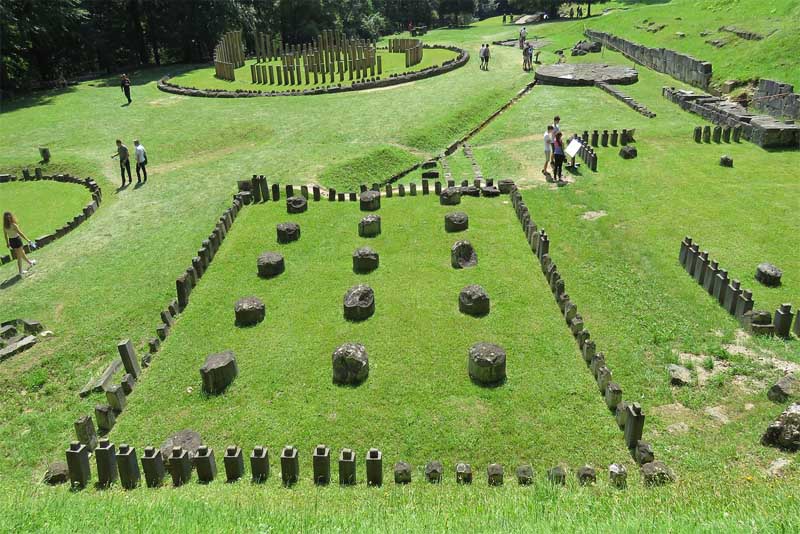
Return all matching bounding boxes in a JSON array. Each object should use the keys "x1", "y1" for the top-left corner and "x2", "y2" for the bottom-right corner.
[{"x1": 120, "y1": 74, "x2": 132, "y2": 104}]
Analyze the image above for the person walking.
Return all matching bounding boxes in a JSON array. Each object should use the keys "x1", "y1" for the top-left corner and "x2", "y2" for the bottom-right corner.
[
  {"x1": 542, "y1": 125, "x2": 555, "y2": 176},
  {"x1": 552, "y1": 132, "x2": 566, "y2": 182},
  {"x1": 479, "y1": 44, "x2": 486, "y2": 70},
  {"x1": 3, "y1": 212, "x2": 37, "y2": 277},
  {"x1": 112, "y1": 139, "x2": 132, "y2": 187},
  {"x1": 483, "y1": 44, "x2": 491, "y2": 70},
  {"x1": 519, "y1": 27, "x2": 527, "y2": 49},
  {"x1": 134, "y1": 139, "x2": 148, "y2": 184},
  {"x1": 120, "y1": 74, "x2": 132, "y2": 104}
]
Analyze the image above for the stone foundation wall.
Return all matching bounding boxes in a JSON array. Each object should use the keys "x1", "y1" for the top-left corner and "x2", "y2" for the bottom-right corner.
[
  {"x1": 753, "y1": 79, "x2": 800, "y2": 120},
  {"x1": 662, "y1": 86, "x2": 800, "y2": 149},
  {"x1": 584, "y1": 30, "x2": 712, "y2": 90}
]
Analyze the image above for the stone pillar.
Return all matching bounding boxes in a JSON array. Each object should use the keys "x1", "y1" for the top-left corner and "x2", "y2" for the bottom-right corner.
[
  {"x1": 724, "y1": 279, "x2": 742, "y2": 315},
  {"x1": 194, "y1": 445, "x2": 217, "y2": 483},
  {"x1": 142, "y1": 446, "x2": 165, "y2": 487},
  {"x1": 610, "y1": 130, "x2": 619, "y2": 146},
  {"x1": 703, "y1": 260, "x2": 719, "y2": 294},
  {"x1": 712, "y1": 125, "x2": 722, "y2": 143},
  {"x1": 713, "y1": 269, "x2": 729, "y2": 305},
  {"x1": 693, "y1": 126, "x2": 702, "y2": 142},
  {"x1": 271, "y1": 183, "x2": 280, "y2": 201},
  {"x1": 601, "y1": 130, "x2": 609, "y2": 146},
  {"x1": 623, "y1": 403, "x2": 645, "y2": 449},
  {"x1": 722, "y1": 126, "x2": 731, "y2": 143},
  {"x1": 95, "y1": 404, "x2": 115, "y2": 432},
  {"x1": 74, "y1": 415, "x2": 98, "y2": 451},
  {"x1": 339, "y1": 448, "x2": 356, "y2": 485},
  {"x1": 366, "y1": 448, "x2": 382, "y2": 486},
  {"x1": 774, "y1": 304, "x2": 794, "y2": 338},
  {"x1": 702, "y1": 125, "x2": 711, "y2": 143},
  {"x1": 410, "y1": 183, "x2": 417, "y2": 196},
  {"x1": 168, "y1": 446, "x2": 193, "y2": 487},
  {"x1": 223, "y1": 446, "x2": 244, "y2": 482},
  {"x1": 117, "y1": 339, "x2": 141, "y2": 379},
  {"x1": 280, "y1": 445, "x2": 299, "y2": 486},
  {"x1": 117, "y1": 443, "x2": 141, "y2": 489},
  {"x1": 66, "y1": 441, "x2": 91, "y2": 489},
  {"x1": 250, "y1": 446, "x2": 270, "y2": 482},
  {"x1": 313, "y1": 444, "x2": 331, "y2": 485},
  {"x1": 95, "y1": 438, "x2": 118, "y2": 488}
]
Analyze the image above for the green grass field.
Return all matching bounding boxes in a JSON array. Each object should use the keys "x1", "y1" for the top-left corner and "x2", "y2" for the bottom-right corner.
[
  {"x1": 170, "y1": 48, "x2": 460, "y2": 91},
  {"x1": 0, "y1": 181, "x2": 91, "y2": 244},
  {"x1": 1, "y1": 2, "x2": 799, "y2": 531}
]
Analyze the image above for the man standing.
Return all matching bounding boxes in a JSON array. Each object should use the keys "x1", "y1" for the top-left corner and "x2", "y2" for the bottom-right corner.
[
  {"x1": 120, "y1": 74, "x2": 132, "y2": 104},
  {"x1": 479, "y1": 44, "x2": 486, "y2": 70},
  {"x1": 542, "y1": 125, "x2": 554, "y2": 176},
  {"x1": 519, "y1": 27, "x2": 527, "y2": 49},
  {"x1": 483, "y1": 44, "x2": 491, "y2": 71},
  {"x1": 112, "y1": 139, "x2": 132, "y2": 186},
  {"x1": 134, "y1": 139, "x2": 148, "y2": 184},
  {"x1": 552, "y1": 116, "x2": 562, "y2": 135}
]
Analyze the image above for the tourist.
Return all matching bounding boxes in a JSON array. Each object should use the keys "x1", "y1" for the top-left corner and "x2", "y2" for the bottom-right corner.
[
  {"x1": 552, "y1": 132, "x2": 566, "y2": 181},
  {"x1": 120, "y1": 74, "x2": 132, "y2": 104},
  {"x1": 111, "y1": 139, "x2": 132, "y2": 187},
  {"x1": 3, "y1": 212, "x2": 37, "y2": 277},
  {"x1": 134, "y1": 139, "x2": 148, "y2": 184},
  {"x1": 534, "y1": 49, "x2": 541, "y2": 64},
  {"x1": 552, "y1": 116, "x2": 562, "y2": 135},
  {"x1": 578, "y1": 7, "x2": 583, "y2": 18},
  {"x1": 570, "y1": 7, "x2": 574, "y2": 18},
  {"x1": 519, "y1": 27, "x2": 527, "y2": 49},
  {"x1": 483, "y1": 44, "x2": 491, "y2": 70},
  {"x1": 543, "y1": 125, "x2": 555, "y2": 175},
  {"x1": 522, "y1": 43, "x2": 530, "y2": 71},
  {"x1": 479, "y1": 44, "x2": 486, "y2": 70}
]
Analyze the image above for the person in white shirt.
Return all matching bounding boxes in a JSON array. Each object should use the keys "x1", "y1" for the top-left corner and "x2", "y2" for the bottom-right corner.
[
  {"x1": 542, "y1": 125, "x2": 555, "y2": 175},
  {"x1": 519, "y1": 27, "x2": 527, "y2": 48},
  {"x1": 552, "y1": 115, "x2": 561, "y2": 135},
  {"x1": 134, "y1": 139, "x2": 148, "y2": 184}
]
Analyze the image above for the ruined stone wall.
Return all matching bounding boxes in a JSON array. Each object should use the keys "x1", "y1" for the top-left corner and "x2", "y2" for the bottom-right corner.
[
  {"x1": 585, "y1": 30, "x2": 712, "y2": 90},
  {"x1": 754, "y1": 79, "x2": 800, "y2": 120}
]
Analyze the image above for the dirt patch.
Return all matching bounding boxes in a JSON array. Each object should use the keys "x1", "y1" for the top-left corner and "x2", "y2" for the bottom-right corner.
[
  {"x1": 724, "y1": 330, "x2": 800, "y2": 375},
  {"x1": 704, "y1": 405, "x2": 730, "y2": 424},
  {"x1": 678, "y1": 352, "x2": 731, "y2": 386},
  {"x1": 581, "y1": 210, "x2": 607, "y2": 221}
]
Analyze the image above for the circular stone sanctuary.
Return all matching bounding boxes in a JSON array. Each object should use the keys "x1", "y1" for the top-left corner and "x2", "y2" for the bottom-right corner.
[{"x1": 535, "y1": 64, "x2": 638, "y2": 86}]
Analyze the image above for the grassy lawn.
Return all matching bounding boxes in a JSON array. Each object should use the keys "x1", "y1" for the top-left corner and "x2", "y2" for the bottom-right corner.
[
  {"x1": 0, "y1": 5, "x2": 799, "y2": 531},
  {"x1": 0, "y1": 180, "x2": 91, "y2": 243},
  {"x1": 170, "y1": 48, "x2": 460, "y2": 91}
]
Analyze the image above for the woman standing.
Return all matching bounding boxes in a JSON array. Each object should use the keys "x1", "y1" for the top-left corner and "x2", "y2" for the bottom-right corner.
[
  {"x1": 3, "y1": 212, "x2": 37, "y2": 276},
  {"x1": 552, "y1": 132, "x2": 566, "y2": 182}
]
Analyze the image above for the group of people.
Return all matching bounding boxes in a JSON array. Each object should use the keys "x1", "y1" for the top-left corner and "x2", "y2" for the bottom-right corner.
[
  {"x1": 543, "y1": 115, "x2": 567, "y2": 182},
  {"x1": 522, "y1": 42, "x2": 541, "y2": 71},
  {"x1": 478, "y1": 44, "x2": 491, "y2": 70},
  {"x1": 112, "y1": 139, "x2": 148, "y2": 187}
]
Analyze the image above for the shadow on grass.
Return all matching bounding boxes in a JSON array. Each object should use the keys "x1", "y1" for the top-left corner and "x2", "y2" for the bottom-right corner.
[
  {"x1": 0, "y1": 86, "x2": 78, "y2": 114},
  {"x1": 0, "y1": 273, "x2": 22, "y2": 290}
]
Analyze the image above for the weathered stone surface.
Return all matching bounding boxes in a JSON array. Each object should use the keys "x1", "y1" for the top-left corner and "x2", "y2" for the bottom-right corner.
[
  {"x1": 755, "y1": 263, "x2": 782, "y2": 287},
  {"x1": 609, "y1": 463, "x2": 627, "y2": 488},
  {"x1": 547, "y1": 465, "x2": 566, "y2": 485},
  {"x1": 619, "y1": 146, "x2": 638, "y2": 159},
  {"x1": 456, "y1": 462, "x2": 473, "y2": 484},
  {"x1": 358, "y1": 215, "x2": 381, "y2": 237},
  {"x1": 720, "y1": 155, "x2": 733, "y2": 167},
  {"x1": 516, "y1": 464, "x2": 534, "y2": 485},
  {"x1": 234, "y1": 296, "x2": 265, "y2": 326},
  {"x1": 43, "y1": 462, "x2": 69, "y2": 485},
  {"x1": 360, "y1": 190, "x2": 381, "y2": 211},
  {"x1": 200, "y1": 351, "x2": 238, "y2": 394},
  {"x1": 425, "y1": 461, "x2": 443, "y2": 483},
  {"x1": 352, "y1": 247, "x2": 379, "y2": 273},
  {"x1": 286, "y1": 196, "x2": 308, "y2": 214},
  {"x1": 445, "y1": 212, "x2": 469, "y2": 232},
  {"x1": 332, "y1": 343, "x2": 369, "y2": 385},
  {"x1": 468, "y1": 342, "x2": 506, "y2": 385},
  {"x1": 536, "y1": 63, "x2": 638, "y2": 86},
  {"x1": 641, "y1": 461, "x2": 675, "y2": 486},
  {"x1": 668, "y1": 364, "x2": 692, "y2": 386},
  {"x1": 762, "y1": 403, "x2": 800, "y2": 451},
  {"x1": 160, "y1": 430, "x2": 202, "y2": 467},
  {"x1": 487, "y1": 463, "x2": 504, "y2": 486},
  {"x1": 394, "y1": 461, "x2": 412, "y2": 484},
  {"x1": 481, "y1": 185, "x2": 501, "y2": 197},
  {"x1": 276, "y1": 222, "x2": 300, "y2": 244},
  {"x1": 343, "y1": 284, "x2": 375, "y2": 321},
  {"x1": 769, "y1": 375, "x2": 799, "y2": 403},
  {"x1": 635, "y1": 441, "x2": 655, "y2": 465},
  {"x1": 451, "y1": 240, "x2": 477, "y2": 269},
  {"x1": 498, "y1": 180, "x2": 515, "y2": 194},
  {"x1": 459, "y1": 285, "x2": 490, "y2": 316},
  {"x1": 257, "y1": 252, "x2": 285, "y2": 278},
  {"x1": 440, "y1": 187, "x2": 461, "y2": 206},
  {"x1": 577, "y1": 465, "x2": 596, "y2": 485}
]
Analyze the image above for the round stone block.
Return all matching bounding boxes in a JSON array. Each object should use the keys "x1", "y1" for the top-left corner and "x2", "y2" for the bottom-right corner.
[
  {"x1": 394, "y1": 461, "x2": 412, "y2": 484},
  {"x1": 332, "y1": 342, "x2": 369, "y2": 385},
  {"x1": 286, "y1": 196, "x2": 308, "y2": 214},
  {"x1": 619, "y1": 146, "x2": 638, "y2": 159},
  {"x1": 445, "y1": 212, "x2": 469, "y2": 233},
  {"x1": 235, "y1": 296, "x2": 265, "y2": 326},
  {"x1": 358, "y1": 215, "x2": 381, "y2": 238},
  {"x1": 277, "y1": 222, "x2": 300, "y2": 244},
  {"x1": 720, "y1": 155, "x2": 733, "y2": 167},
  {"x1": 468, "y1": 342, "x2": 506, "y2": 385},
  {"x1": 641, "y1": 461, "x2": 675, "y2": 486},
  {"x1": 755, "y1": 263, "x2": 782, "y2": 287},
  {"x1": 353, "y1": 247, "x2": 379, "y2": 273},
  {"x1": 360, "y1": 190, "x2": 381, "y2": 211},
  {"x1": 200, "y1": 351, "x2": 238, "y2": 394},
  {"x1": 440, "y1": 187, "x2": 461, "y2": 206},
  {"x1": 451, "y1": 240, "x2": 477, "y2": 269},
  {"x1": 498, "y1": 180, "x2": 515, "y2": 194},
  {"x1": 343, "y1": 284, "x2": 375, "y2": 321},
  {"x1": 461, "y1": 185, "x2": 480, "y2": 197},
  {"x1": 257, "y1": 252, "x2": 285, "y2": 278},
  {"x1": 459, "y1": 285, "x2": 490, "y2": 316},
  {"x1": 481, "y1": 185, "x2": 501, "y2": 197},
  {"x1": 43, "y1": 462, "x2": 69, "y2": 485}
]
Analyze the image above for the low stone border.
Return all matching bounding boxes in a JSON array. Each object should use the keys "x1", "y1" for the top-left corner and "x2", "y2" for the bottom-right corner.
[
  {"x1": 0, "y1": 170, "x2": 102, "y2": 265},
  {"x1": 678, "y1": 237, "x2": 797, "y2": 339},
  {"x1": 595, "y1": 81, "x2": 656, "y2": 118},
  {"x1": 157, "y1": 45, "x2": 469, "y2": 98},
  {"x1": 0, "y1": 318, "x2": 45, "y2": 362}
]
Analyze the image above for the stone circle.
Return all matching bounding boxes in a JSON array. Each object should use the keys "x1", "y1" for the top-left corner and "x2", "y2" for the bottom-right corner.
[
  {"x1": 440, "y1": 187, "x2": 461, "y2": 206},
  {"x1": 276, "y1": 222, "x2": 300, "y2": 243},
  {"x1": 755, "y1": 262, "x2": 782, "y2": 287},
  {"x1": 331, "y1": 342, "x2": 369, "y2": 385},
  {"x1": 343, "y1": 284, "x2": 375, "y2": 321},
  {"x1": 200, "y1": 351, "x2": 238, "y2": 394},
  {"x1": 468, "y1": 342, "x2": 506, "y2": 385},
  {"x1": 451, "y1": 240, "x2": 477, "y2": 269},
  {"x1": 535, "y1": 63, "x2": 639, "y2": 86},
  {"x1": 360, "y1": 190, "x2": 381, "y2": 211},
  {"x1": 234, "y1": 296, "x2": 265, "y2": 326},
  {"x1": 257, "y1": 252, "x2": 285, "y2": 278},
  {"x1": 286, "y1": 196, "x2": 308, "y2": 214},
  {"x1": 358, "y1": 215, "x2": 381, "y2": 238},
  {"x1": 444, "y1": 212, "x2": 469, "y2": 233},
  {"x1": 352, "y1": 247, "x2": 379, "y2": 273},
  {"x1": 459, "y1": 285, "x2": 490, "y2": 316}
]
